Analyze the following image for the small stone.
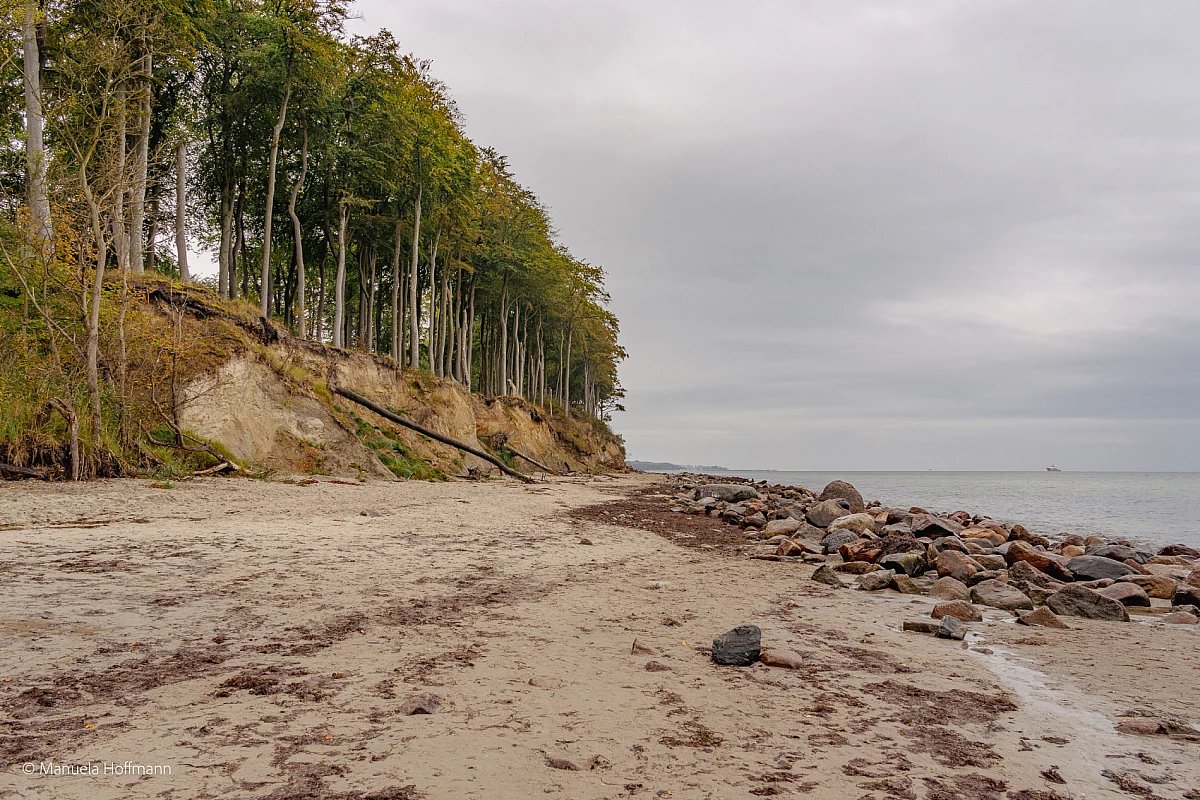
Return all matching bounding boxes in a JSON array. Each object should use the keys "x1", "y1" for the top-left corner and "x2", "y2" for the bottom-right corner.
[
  {"x1": 360, "y1": 509, "x2": 381, "y2": 518},
  {"x1": 546, "y1": 756, "x2": 583, "y2": 771},
  {"x1": 937, "y1": 615, "x2": 966, "y2": 640},
  {"x1": 711, "y1": 624, "x2": 761, "y2": 666},
  {"x1": 776, "y1": 538, "x2": 805, "y2": 557},
  {"x1": 903, "y1": 619, "x2": 940, "y2": 634},
  {"x1": 759, "y1": 648, "x2": 805, "y2": 669},
  {"x1": 931, "y1": 601, "x2": 982, "y2": 622},
  {"x1": 631, "y1": 639, "x2": 661, "y2": 656},
  {"x1": 398, "y1": 693, "x2": 441, "y2": 715},
  {"x1": 579, "y1": 538, "x2": 594, "y2": 545},
  {"x1": 646, "y1": 581, "x2": 670, "y2": 590},
  {"x1": 1060, "y1": 544, "x2": 1086, "y2": 558},
  {"x1": 1017, "y1": 607, "x2": 1067, "y2": 629},
  {"x1": 1161, "y1": 611, "x2": 1198, "y2": 625},
  {"x1": 810, "y1": 565, "x2": 843, "y2": 587},
  {"x1": 928, "y1": 576, "x2": 971, "y2": 601},
  {"x1": 644, "y1": 660, "x2": 672, "y2": 671},
  {"x1": 820, "y1": 529, "x2": 859, "y2": 554}
]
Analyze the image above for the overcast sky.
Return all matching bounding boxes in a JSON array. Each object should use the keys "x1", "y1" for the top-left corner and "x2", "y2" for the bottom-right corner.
[{"x1": 339, "y1": 1, "x2": 1200, "y2": 470}]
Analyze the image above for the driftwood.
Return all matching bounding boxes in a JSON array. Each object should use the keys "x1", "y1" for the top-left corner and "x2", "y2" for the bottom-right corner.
[
  {"x1": 0, "y1": 462, "x2": 46, "y2": 479},
  {"x1": 332, "y1": 385, "x2": 534, "y2": 484},
  {"x1": 508, "y1": 448, "x2": 557, "y2": 474},
  {"x1": 143, "y1": 424, "x2": 240, "y2": 476}
]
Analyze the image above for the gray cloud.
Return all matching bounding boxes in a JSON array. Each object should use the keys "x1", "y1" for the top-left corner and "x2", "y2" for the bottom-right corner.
[{"x1": 351, "y1": 0, "x2": 1200, "y2": 470}]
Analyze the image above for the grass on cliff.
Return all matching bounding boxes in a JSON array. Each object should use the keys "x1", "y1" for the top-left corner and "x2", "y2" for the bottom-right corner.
[{"x1": 349, "y1": 412, "x2": 445, "y2": 481}]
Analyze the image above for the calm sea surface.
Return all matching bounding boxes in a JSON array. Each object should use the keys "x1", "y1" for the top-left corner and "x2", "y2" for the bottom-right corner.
[{"x1": 666, "y1": 470, "x2": 1200, "y2": 551}]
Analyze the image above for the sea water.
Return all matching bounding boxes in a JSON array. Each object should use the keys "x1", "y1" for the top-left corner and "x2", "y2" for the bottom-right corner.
[{"x1": 669, "y1": 470, "x2": 1200, "y2": 550}]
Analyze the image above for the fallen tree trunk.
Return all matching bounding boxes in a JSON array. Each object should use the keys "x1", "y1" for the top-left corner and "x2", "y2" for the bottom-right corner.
[
  {"x1": 332, "y1": 385, "x2": 533, "y2": 484},
  {"x1": 0, "y1": 463, "x2": 46, "y2": 479},
  {"x1": 508, "y1": 448, "x2": 557, "y2": 474}
]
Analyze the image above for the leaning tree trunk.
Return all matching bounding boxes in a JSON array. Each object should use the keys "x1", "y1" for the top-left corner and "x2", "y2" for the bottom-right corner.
[
  {"x1": 260, "y1": 79, "x2": 291, "y2": 316},
  {"x1": 333, "y1": 200, "x2": 348, "y2": 348},
  {"x1": 288, "y1": 121, "x2": 308, "y2": 337},
  {"x1": 408, "y1": 183, "x2": 422, "y2": 368},
  {"x1": 22, "y1": 0, "x2": 51, "y2": 255},
  {"x1": 129, "y1": 50, "x2": 152, "y2": 274},
  {"x1": 176, "y1": 142, "x2": 190, "y2": 282}
]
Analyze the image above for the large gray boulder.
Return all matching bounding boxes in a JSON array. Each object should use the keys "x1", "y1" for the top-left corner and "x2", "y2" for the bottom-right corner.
[
  {"x1": 700, "y1": 484, "x2": 758, "y2": 503},
  {"x1": 807, "y1": 498, "x2": 853, "y2": 527},
  {"x1": 1067, "y1": 555, "x2": 1138, "y2": 581},
  {"x1": 1046, "y1": 585, "x2": 1130, "y2": 621},
  {"x1": 818, "y1": 480, "x2": 865, "y2": 514},
  {"x1": 820, "y1": 529, "x2": 859, "y2": 554},
  {"x1": 1086, "y1": 544, "x2": 1150, "y2": 564}
]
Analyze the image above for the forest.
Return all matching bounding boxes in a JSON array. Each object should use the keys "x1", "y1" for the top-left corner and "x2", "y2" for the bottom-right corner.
[{"x1": 0, "y1": 0, "x2": 625, "y2": 477}]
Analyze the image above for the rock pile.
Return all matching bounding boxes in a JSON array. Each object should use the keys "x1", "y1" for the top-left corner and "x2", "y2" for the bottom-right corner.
[{"x1": 665, "y1": 474, "x2": 1200, "y2": 625}]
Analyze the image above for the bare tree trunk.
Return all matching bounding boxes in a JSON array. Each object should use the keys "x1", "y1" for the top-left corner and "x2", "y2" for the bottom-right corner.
[
  {"x1": 218, "y1": 187, "x2": 232, "y2": 296},
  {"x1": 564, "y1": 324, "x2": 573, "y2": 418},
  {"x1": 81, "y1": 168, "x2": 106, "y2": 439},
  {"x1": 288, "y1": 121, "x2": 308, "y2": 336},
  {"x1": 129, "y1": 50, "x2": 152, "y2": 274},
  {"x1": 176, "y1": 142, "x2": 190, "y2": 282},
  {"x1": 408, "y1": 183, "x2": 421, "y2": 367},
  {"x1": 260, "y1": 79, "x2": 291, "y2": 316},
  {"x1": 113, "y1": 80, "x2": 128, "y2": 274},
  {"x1": 426, "y1": 225, "x2": 440, "y2": 370},
  {"x1": 333, "y1": 200, "x2": 348, "y2": 348},
  {"x1": 499, "y1": 275, "x2": 509, "y2": 395},
  {"x1": 22, "y1": 0, "x2": 51, "y2": 254},
  {"x1": 390, "y1": 212, "x2": 402, "y2": 362}
]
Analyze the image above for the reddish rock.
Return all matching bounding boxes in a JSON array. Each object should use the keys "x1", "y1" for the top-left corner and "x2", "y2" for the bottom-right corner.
[
  {"x1": 931, "y1": 601, "x2": 982, "y2": 622},
  {"x1": 1009, "y1": 524, "x2": 1050, "y2": 548},
  {"x1": 928, "y1": 576, "x2": 971, "y2": 601},
  {"x1": 970, "y1": 579, "x2": 1034, "y2": 611},
  {"x1": 1159, "y1": 544, "x2": 1200, "y2": 559},
  {"x1": 1017, "y1": 607, "x2": 1067, "y2": 629},
  {"x1": 936, "y1": 549, "x2": 979, "y2": 583},
  {"x1": 839, "y1": 538, "x2": 882, "y2": 564},
  {"x1": 834, "y1": 561, "x2": 878, "y2": 574},
  {"x1": 1097, "y1": 583, "x2": 1151, "y2": 607},
  {"x1": 1117, "y1": 574, "x2": 1178, "y2": 599},
  {"x1": 910, "y1": 514, "x2": 963, "y2": 537},
  {"x1": 1060, "y1": 544, "x2": 1086, "y2": 558},
  {"x1": 903, "y1": 620, "x2": 940, "y2": 634},
  {"x1": 1005, "y1": 540, "x2": 1073, "y2": 582},
  {"x1": 759, "y1": 648, "x2": 805, "y2": 669},
  {"x1": 631, "y1": 639, "x2": 661, "y2": 656},
  {"x1": 1162, "y1": 611, "x2": 1198, "y2": 625}
]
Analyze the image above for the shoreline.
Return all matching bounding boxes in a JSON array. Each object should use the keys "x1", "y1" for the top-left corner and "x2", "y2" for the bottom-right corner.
[{"x1": 1, "y1": 474, "x2": 1197, "y2": 799}]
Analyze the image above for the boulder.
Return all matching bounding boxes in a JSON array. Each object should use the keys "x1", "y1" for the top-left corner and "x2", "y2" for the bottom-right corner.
[
  {"x1": 827, "y1": 513, "x2": 875, "y2": 535},
  {"x1": 936, "y1": 550, "x2": 979, "y2": 583},
  {"x1": 1172, "y1": 585, "x2": 1200, "y2": 608},
  {"x1": 903, "y1": 619, "x2": 941, "y2": 634},
  {"x1": 890, "y1": 573, "x2": 923, "y2": 594},
  {"x1": 911, "y1": 514, "x2": 963, "y2": 538},
  {"x1": 928, "y1": 576, "x2": 971, "y2": 601},
  {"x1": 1046, "y1": 585, "x2": 1130, "y2": 622},
  {"x1": 937, "y1": 615, "x2": 966, "y2": 640},
  {"x1": 970, "y1": 579, "x2": 1034, "y2": 611},
  {"x1": 839, "y1": 538, "x2": 882, "y2": 564},
  {"x1": 820, "y1": 530, "x2": 859, "y2": 554},
  {"x1": 834, "y1": 561, "x2": 879, "y2": 574},
  {"x1": 1066, "y1": 555, "x2": 1137, "y2": 581},
  {"x1": 974, "y1": 554, "x2": 1008, "y2": 570},
  {"x1": 932, "y1": 535, "x2": 969, "y2": 553},
  {"x1": 1096, "y1": 583, "x2": 1151, "y2": 607},
  {"x1": 1008, "y1": 559, "x2": 1058, "y2": 588},
  {"x1": 1171, "y1": 604, "x2": 1199, "y2": 618},
  {"x1": 877, "y1": 533, "x2": 925, "y2": 558},
  {"x1": 1148, "y1": 555, "x2": 1193, "y2": 566},
  {"x1": 764, "y1": 518, "x2": 801, "y2": 537},
  {"x1": 1162, "y1": 611, "x2": 1199, "y2": 625},
  {"x1": 810, "y1": 565, "x2": 844, "y2": 587},
  {"x1": 807, "y1": 498, "x2": 853, "y2": 527},
  {"x1": 858, "y1": 570, "x2": 895, "y2": 591},
  {"x1": 1159, "y1": 544, "x2": 1200, "y2": 559},
  {"x1": 700, "y1": 484, "x2": 758, "y2": 503},
  {"x1": 880, "y1": 523, "x2": 913, "y2": 536},
  {"x1": 1116, "y1": 574, "x2": 1178, "y2": 599},
  {"x1": 966, "y1": 569, "x2": 1005, "y2": 586},
  {"x1": 1017, "y1": 607, "x2": 1067, "y2": 629},
  {"x1": 711, "y1": 625, "x2": 761, "y2": 666},
  {"x1": 1008, "y1": 524, "x2": 1049, "y2": 548},
  {"x1": 1006, "y1": 540, "x2": 1074, "y2": 582},
  {"x1": 1024, "y1": 585, "x2": 1062, "y2": 607},
  {"x1": 1087, "y1": 544, "x2": 1150, "y2": 564},
  {"x1": 1188, "y1": 570, "x2": 1200, "y2": 588},
  {"x1": 818, "y1": 480, "x2": 865, "y2": 514},
  {"x1": 1060, "y1": 544, "x2": 1086, "y2": 558},
  {"x1": 776, "y1": 538, "x2": 805, "y2": 557},
  {"x1": 931, "y1": 601, "x2": 982, "y2": 622},
  {"x1": 880, "y1": 552, "x2": 927, "y2": 577},
  {"x1": 743, "y1": 512, "x2": 767, "y2": 530}
]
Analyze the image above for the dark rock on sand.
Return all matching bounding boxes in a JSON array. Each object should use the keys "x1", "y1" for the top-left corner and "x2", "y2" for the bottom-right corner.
[
  {"x1": 711, "y1": 625, "x2": 761, "y2": 666},
  {"x1": 928, "y1": 576, "x2": 971, "y2": 601},
  {"x1": 910, "y1": 514, "x2": 963, "y2": 537},
  {"x1": 1162, "y1": 611, "x2": 1198, "y2": 625},
  {"x1": 820, "y1": 529, "x2": 859, "y2": 554},
  {"x1": 1017, "y1": 607, "x2": 1067, "y2": 629},
  {"x1": 880, "y1": 551, "x2": 926, "y2": 577},
  {"x1": 1096, "y1": 583, "x2": 1151, "y2": 607},
  {"x1": 903, "y1": 619, "x2": 941, "y2": 634},
  {"x1": 810, "y1": 565, "x2": 844, "y2": 587},
  {"x1": 807, "y1": 498, "x2": 852, "y2": 527},
  {"x1": 834, "y1": 561, "x2": 879, "y2": 575},
  {"x1": 937, "y1": 615, "x2": 966, "y2": 640},
  {"x1": 1046, "y1": 585, "x2": 1130, "y2": 621},
  {"x1": 971, "y1": 579, "x2": 1034, "y2": 611},
  {"x1": 932, "y1": 601, "x2": 983, "y2": 622},
  {"x1": 1172, "y1": 585, "x2": 1200, "y2": 608},
  {"x1": 1066, "y1": 555, "x2": 1138, "y2": 581},
  {"x1": 818, "y1": 480, "x2": 866, "y2": 514}
]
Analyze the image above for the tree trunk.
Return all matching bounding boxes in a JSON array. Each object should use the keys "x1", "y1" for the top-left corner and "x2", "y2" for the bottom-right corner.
[
  {"x1": 408, "y1": 183, "x2": 422, "y2": 368},
  {"x1": 260, "y1": 79, "x2": 291, "y2": 316},
  {"x1": 129, "y1": 50, "x2": 152, "y2": 274},
  {"x1": 22, "y1": 0, "x2": 52, "y2": 254},
  {"x1": 426, "y1": 225, "x2": 441, "y2": 371},
  {"x1": 176, "y1": 142, "x2": 190, "y2": 282},
  {"x1": 288, "y1": 121, "x2": 307, "y2": 336},
  {"x1": 113, "y1": 80, "x2": 128, "y2": 274},
  {"x1": 564, "y1": 324, "x2": 573, "y2": 418},
  {"x1": 333, "y1": 200, "x2": 348, "y2": 348},
  {"x1": 81, "y1": 166, "x2": 106, "y2": 439},
  {"x1": 390, "y1": 212, "x2": 402, "y2": 362}
]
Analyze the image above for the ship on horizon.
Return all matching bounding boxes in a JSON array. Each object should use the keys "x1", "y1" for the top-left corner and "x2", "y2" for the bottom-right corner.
[{"x1": 1046, "y1": 465, "x2": 1061, "y2": 472}]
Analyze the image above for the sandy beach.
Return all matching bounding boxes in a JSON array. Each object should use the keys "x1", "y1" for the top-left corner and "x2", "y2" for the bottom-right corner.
[{"x1": 1, "y1": 474, "x2": 1197, "y2": 799}]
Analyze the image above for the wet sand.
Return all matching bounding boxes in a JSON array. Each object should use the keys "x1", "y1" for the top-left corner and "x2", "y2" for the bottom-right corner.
[{"x1": 1, "y1": 474, "x2": 1197, "y2": 799}]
